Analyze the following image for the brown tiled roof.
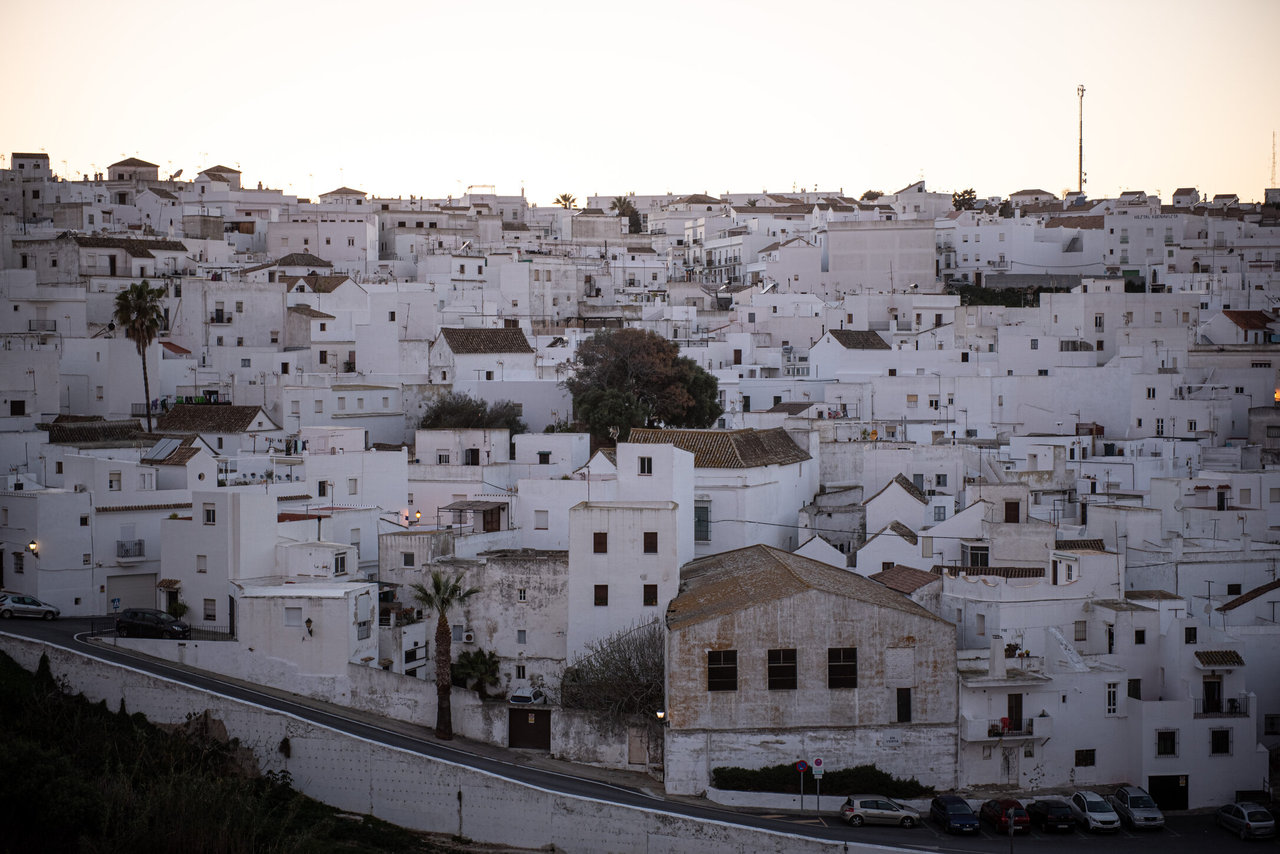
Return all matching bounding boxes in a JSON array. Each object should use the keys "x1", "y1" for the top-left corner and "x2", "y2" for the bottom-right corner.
[
  {"x1": 736, "y1": 204, "x2": 814, "y2": 215},
  {"x1": 46, "y1": 419, "x2": 142, "y2": 444},
  {"x1": 68, "y1": 233, "x2": 187, "y2": 257},
  {"x1": 141, "y1": 436, "x2": 203, "y2": 466},
  {"x1": 12, "y1": 152, "x2": 49, "y2": 160},
  {"x1": 1218, "y1": 578, "x2": 1280, "y2": 612},
  {"x1": 1194, "y1": 650, "x2": 1244, "y2": 667},
  {"x1": 288, "y1": 304, "x2": 336, "y2": 319},
  {"x1": 275, "y1": 252, "x2": 333, "y2": 268},
  {"x1": 439, "y1": 327, "x2": 533, "y2": 354},
  {"x1": 160, "y1": 341, "x2": 192, "y2": 355},
  {"x1": 765, "y1": 402, "x2": 814, "y2": 415},
  {"x1": 145, "y1": 187, "x2": 179, "y2": 201},
  {"x1": 828, "y1": 329, "x2": 890, "y2": 350},
  {"x1": 204, "y1": 172, "x2": 230, "y2": 183},
  {"x1": 323, "y1": 187, "x2": 366, "y2": 196},
  {"x1": 1173, "y1": 187, "x2": 1197, "y2": 196},
  {"x1": 97, "y1": 502, "x2": 192, "y2": 514},
  {"x1": 871, "y1": 564, "x2": 940, "y2": 594},
  {"x1": 933, "y1": 565, "x2": 1046, "y2": 579},
  {"x1": 156, "y1": 578, "x2": 182, "y2": 590},
  {"x1": 282, "y1": 274, "x2": 350, "y2": 293},
  {"x1": 866, "y1": 473, "x2": 927, "y2": 505},
  {"x1": 627, "y1": 427, "x2": 810, "y2": 468},
  {"x1": 204, "y1": 164, "x2": 240, "y2": 174},
  {"x1": 502, "y1": 222, "x2": 530, "y2": 231},
  {"x1": 110, "y1": 157, "x2": 158, "y2": 168},
  {"x1": 1222, "y1": 310, "x2": 1275, "y2": 331},
  {"x1": 1011, "y1": 188, "x2": 1056, "y2": 198},
  {"x1": 155, "y1": 404, "x2": 275, "y2": 434},
  {"x1": 1044, "y1": 215, "x2": 1105, "y2": 230},
  {"x1": 673, "y1": 193, "x2": 721, "y2": 205},
  {"x1": 1126, "y1": 589, "x2": 1185, "y2": 601},
  {"x1": 667, "y1": 544, "x2": 948, "y2": 630},
  {"x1": 1056, "y1": 538, "x2": 1106, "y2": 551}
]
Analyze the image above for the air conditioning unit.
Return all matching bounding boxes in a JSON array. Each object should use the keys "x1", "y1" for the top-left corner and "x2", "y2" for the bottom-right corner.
[{"x1": 462, "y1": 631, "x2": 475, "y2": 643}]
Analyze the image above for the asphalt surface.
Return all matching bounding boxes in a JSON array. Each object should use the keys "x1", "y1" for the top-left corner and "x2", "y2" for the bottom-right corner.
[{"x1": 1, "y1": 615, "x2": 1275, "y2": 853}]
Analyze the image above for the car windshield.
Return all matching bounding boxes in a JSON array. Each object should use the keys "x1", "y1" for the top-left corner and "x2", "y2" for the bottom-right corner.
[
  {"x1": 947, "y1": 804, "x2": 973, "y2": 815},
  {"x1": 1011, "y1": 809, "x2": 1028, "y2": 818},
  {"x1": 154, "y1": 612, "x2": 177, "y2": 623},
  {"x1": 1087, "y1": 800, "x2": 1111, "y2": 813},
  {"x1": 1129, "y1": 796, "x2": 1156, "y2": 809},
  {"x1": 1246, "y1": 810, "x2": 1272, "y2": 822}
]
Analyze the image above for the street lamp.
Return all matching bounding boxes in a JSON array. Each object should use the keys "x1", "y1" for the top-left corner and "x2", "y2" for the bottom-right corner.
[{"x1": 27, "y1": 539, "x2": 38, "y2": 557}]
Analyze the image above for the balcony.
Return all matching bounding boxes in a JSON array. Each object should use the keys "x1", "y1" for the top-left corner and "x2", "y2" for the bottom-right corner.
[
  {"x1": 116, "y1": 539, "x2": 145, "y2": 560},
  {"x1": 962, "y1": 715, "x2": 1050, "y2": 741},
  {"x1": 1195, "y1": 696, "x2": 1248, "y2": 717},
  {"x1": 209, "y1": 312, "x2": 232, "y2": 325},
  {"x1": 28, "y1": 319, "x2": 56, "y2": 332}
]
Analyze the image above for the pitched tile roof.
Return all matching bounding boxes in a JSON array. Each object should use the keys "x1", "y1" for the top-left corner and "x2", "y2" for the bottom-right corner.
[
  {"x1": 1222, "y1": 310, "x2": 1275, "y2": 331},
  {"x1": 828, "y1": 329, "x2": 891, "y2": 350},
  {"x1": 865, "y1": 473, "x2": 927, "y2": 505},
  {"x1": 288, "y1": 304, "x2": 336, "y2": 319},
  {"x1": 110, "y1": 157, "x2": 158, "y2": 168},
  {"x1": 160, "y1": 341, "x2": 192, "y2": 355},
  {"x1": 1044, "y1": 215, "x2": 1105, "y2": 230},
  {"x1": 1218, "y1": 577, "x2": 1280, "y2": 612},
  {"x1": 667, "y1": 544, "x2": 947, "y2": 630},
  {"x1": 145, "y1": 187, "x2": 179, "y2": 201},
  {"x1": 1056, "y1": 538, "x2": 1107, "y2": 551},
  {"x1": 204, "y1": 164, "x2": 241, "y2": 174},
  {"x1": 765, "y1": 402, "x2": 814, "y2": 415},
  {"x1": 439, "y1": 327, "x2": 534, "y2": 354},
  {"x1": 275, "y1": 252, "x2": 333, "y2": 268},
  {"x1": 323, "y1": 187, "x2": 366, "y2": 196},
  {"x1": 155, "y1": 404, "x2": 275, "y2": 434},
  {"x1": 627, "y1": 427, "x2": 810, "y2": 468},
  {"x1": 282, "y1": 274, "x2": 351, "y2": 293},
  {"x1": 45, "y1": 418, "x2": 142, "y2": 444},
  {"x1": 67, "y1": 233, "x2": 187, "y2": 257},
  {"x1": 933, "y1": 565, "x2": 1046, "y2": 579},
  {"x1": 1194, "y1": 649, "x2": 1244, "y2": 667},
  {"x1": 871, "y1": 564, "x2": 940, "y2": 594},
  {"x1": 97, "y1": 502, "x2": 192, "y2": 514}
]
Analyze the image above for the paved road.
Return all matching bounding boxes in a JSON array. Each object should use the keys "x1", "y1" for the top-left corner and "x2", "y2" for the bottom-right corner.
[{"x1": 1, "y1": 616, "x2": 1274, "y2": 853}]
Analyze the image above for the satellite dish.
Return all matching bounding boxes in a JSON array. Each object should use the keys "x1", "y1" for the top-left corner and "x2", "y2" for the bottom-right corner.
[
  {"x1": 172, "y1": 168, "x2": 183, "y2": 179},
  {"x1": 1173, "y1": 499, "x2": 1183, "y2": 511}
]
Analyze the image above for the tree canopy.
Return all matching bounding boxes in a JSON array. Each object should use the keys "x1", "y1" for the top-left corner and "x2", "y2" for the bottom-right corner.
[
  {"x1": 952, "y1": 188, "x2": 978, "y2": 211},
  {"x1": 563, "y1": 328, "x2": 722, "y2": 444},
  {"x1": 113, "y1": 280, "x2": 165, "y2": 432},
  {"x1": 554, "y1": 193, "x2": 577, "y2": 209},
  {"x1": 561, "y1": 620, "x2": 664, "y2": 720},
  {"x1": 610, "y1": 196, "x2": 642, "y2": 233},
  {"x1": 419, "y1": 392, "x2": 527, "y2": 434},
  {"x1": 859, "y1": 190, "x2": 884, "y2": 201}
]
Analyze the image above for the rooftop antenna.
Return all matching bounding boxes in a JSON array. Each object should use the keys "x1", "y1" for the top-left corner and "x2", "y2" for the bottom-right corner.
[{"x1": 1077, "y1": 85, "x2": 1086, "y2": 194}]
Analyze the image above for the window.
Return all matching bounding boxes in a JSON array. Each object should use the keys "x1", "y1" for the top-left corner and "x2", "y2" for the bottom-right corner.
[
  {"x1": 767, "y1": 649, "x2": 797, "y2": 690},
  {"x1": 1134, "y1": 628, "x2": 1146, "y2": 645},
  {"x1": 12, "y1": 553, "x2": 21, "y2": 574},
  {"x1": 333, "y1": 553, "x2": 346, "y2": 575},
  {"x1": 108, "y1": 471, "x2": 121, "y2": 491},
  {"x1": 1106, "y1": 682, "x2": 1119, "y2": 715},
  {"x1": 1030, "y1": 338, "x2": 1039, "y2": 350},
  {"x1": 1038, "y1": 369, "x2": 1049, "y2": 376},
  {"x1": 1074, "y1": 620, "x2": 1088, "y2": 642},
  {"x1": 961, "y1": 544, "x2": 989, "y2": 566},
  {"x1": 896, "y1": 687, "x2": 912, "y2": 722},
  {"x1": 1185, "y1": 626, "x2": 1197, "y2": 644},
  {"x1": 196, "y1": 554, "x2": 207, "y2": 574},
  {"x1": 537, "y1": 451, "x2": 551, "y2": 465},
  {"x1": 1227, "y1": 583, "x2": 1242, "y2": 596},
  {"x1": 593, "y1": 584, "x2": 608, "y2": 606},
  {"x1": 638, "y1": 456, "x2": 653, "y2": 476},
  {"x1": 517, "y1": 587, "x2": 527, "y2": 602},
  {"x1": 515, "y1": 665, "x2": 526, "y2": 679},
  {"x1": 203, "y1": 503, "x2": 216, "y2": 525},
  {"x1": 1074, "y1": 749, "x2": 1096, "y2": 767},
  {"x1": 936, "y1": 473, "x2": 947, "y2": 487},
  {"x1": 1128, "y1": 678, "x2": 1142, "y2": 700},
  {"x1": 1146, "y1": 387, "x2": 1156, "y2": 399},
  {"x1": 643, "y1": 584, "x2": 658, "y2": 606},
  {"x1": 1265, "y1": 714, "x2": 1280, "y2": 735},
  {"x1": 517, "y1": 629, "x2": 527, "y2": 645},
  {"x1": 80, "y1": 515, "x2": 89, "y2": 527},
  {"x1": 534, "y1": 510, "x2": 548, "y2": 530},
  {"x1": 934, "y1": 505, "x2": 947, "y2": 522},
  {"x1": 707, "y1": 650, "x2": 737, "y2": 691},
  {"x1": 203, "y1": 598, "x2": 217, "y2": 621},
  {"x1": 694, "y1": 503, "x2": 710, "y2": 541},
  {"x1": 906, "y1": 394, "x2": 918, "y2": 408},
  {"x1": 593, "y1": 532, "x2": 608, "y2": 554},
  {"x1": 315, "y1": 400, "x2": 323, "y2": 413},
  {"x1": 1210, "y1": 728, "x2": 1232, "y2": 755},
  {"x1": 285, "y1": 607, "x2": 302, "y2": 627},
  {"x1": 1156, "y1": 729, "x2": 1178, "y2": 757},
  {"x1": 347, "y1": 478, "x2": 358, "y2": 495},
  {"x1": 1004, "y1": 501, "x2": 1019, "y2": 523},
  {"x1": 241, "y1": 358, "x2": 251, "y2": 367},
  {"x1": 825, "y1": 647, "x2": 858, "y2": 688},
  {"x1": 1188, "y1": 419, "x2": 1197, "y2": 432}
]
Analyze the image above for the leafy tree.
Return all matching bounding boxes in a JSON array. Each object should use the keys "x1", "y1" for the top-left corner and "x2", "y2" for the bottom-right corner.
[
  {"x1": 998, "y1": 199, "x2": 1014, "y2": 218},
  {"x1": 113, "y1": 280, "x2": 165, "y2": 432},
  {"x1": 859, "y1": 190, "x2": 884, "y2": 201},
  {"x1": 419, "y1": 392, "x2": 527, "y2": 434},
  {"x1": 561, "y1": 620, "x2": 664, "y2": 720},
  {"x1": 610, "y1": 196, "x2": 642, "y2": 233},
  {"x1": 554, "y1": 193, "x2": 577, "y2": 209},
  {"x1": 952, "y1": 188, "x2": 978, "y2": 211},
  {"x1": 744, "y1": 198, "x2": 760, "y2": 207},
  {"x1": 411, "y1": 570, "x2": 481, "y2": 740},
  {"x1": 453, "y1": 648, "x2": 500, "y2": 698},
  {"x1": 563, "y1": 328, "x2": 722, "y2": 444}
]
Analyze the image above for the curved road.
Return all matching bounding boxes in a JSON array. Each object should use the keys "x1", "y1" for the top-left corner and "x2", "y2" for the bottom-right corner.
[{"x1": 0, "y1": 617, "x2": 1260, "y2": 854}]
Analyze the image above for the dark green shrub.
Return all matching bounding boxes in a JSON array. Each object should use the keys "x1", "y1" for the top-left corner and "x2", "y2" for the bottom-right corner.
[{"x1": 712, "y1": 762, "x2": 933, "y2": 798}]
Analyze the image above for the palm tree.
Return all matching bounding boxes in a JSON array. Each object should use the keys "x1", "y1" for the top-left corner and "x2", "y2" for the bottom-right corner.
[
  {"x1": 609, "y1": 195, "x2": 635, "y2": 216},
  {"x1": 411, "y1": 570, "x2": 481, "y2": 739},
  {"x1": 113, "y1": 280, "x2": 165, "y2": 432},
  {"x1": 554, "y1": 193, "x2": 577, "y2": 209}
]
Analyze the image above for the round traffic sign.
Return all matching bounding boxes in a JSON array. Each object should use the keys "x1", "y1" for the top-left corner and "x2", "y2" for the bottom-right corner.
[{"x1": 795, "y1": 760, "x2": 809, "y2": 773}]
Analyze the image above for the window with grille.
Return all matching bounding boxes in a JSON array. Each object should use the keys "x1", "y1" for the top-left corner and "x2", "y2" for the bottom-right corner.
[
  {"x1": 1156, "y1": 729, "x2": 1178, "y2": 756},
  {"x1": 1074, "y1": 749, "x2": 1096, "y2": 767}
]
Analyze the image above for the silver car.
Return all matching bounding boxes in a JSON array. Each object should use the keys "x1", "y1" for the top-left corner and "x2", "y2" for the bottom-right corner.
[
  {"x1": 1109, "y1": 785, "x2": 1164, "y2": 829},
  {"x1": 1070, "y1": 790, "x2": 1121, "y2": 832},
  {"x1": 0, "y1": 592, "x2": 59, "y2": 620},
  {"x1": 1217, "y1": 802, "x2": 1276, "y2": 840},
  {"x1": 840, "y1": 795, "x2": 920, "y2": 828}
]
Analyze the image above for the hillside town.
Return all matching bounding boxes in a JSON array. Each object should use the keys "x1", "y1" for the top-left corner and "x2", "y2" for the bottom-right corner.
[{"x1": 2, "y1": 151, "x2": 1279, "y2": 813}]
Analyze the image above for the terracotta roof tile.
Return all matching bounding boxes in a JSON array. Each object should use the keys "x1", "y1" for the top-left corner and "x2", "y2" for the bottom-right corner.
[
  {"x1": 439, "y1": 327, "x2": 534, "y2": 354},
  {"x1": 67, "y1": 233, "x2": 187, "y2": 257},
  {"x1": 627, "y1": 427, "x2": 810, "y2": 468},
  {"x1": 288, "y1": 304, "x2": 336, "y2": 319},
  {"x1": 46, "y1": 419, "x2": 141, "y2": 444},
  {"x1": 1194, "y1": 649, "x2": 1244, "y2": 667},
  {"x1": 871, "y1": 564, "x2": 940, "y2": 594},
  {"x1": 667, "y1": 544, "x2": 947, "y2": 630},
  {"x1": 275, "y1": 252, "x2": 333, "y2": 268},
  {"x1": 110, "y1": 157, "x2": 158, "y2": 168},
  {"x1": 828, "y1": 329, "x2": 891, "y2": 350},
  {"x1": 156, "y1": 404, "x2": 276, "y2": 434},
  {"x1": 97, "y1": 502, "x2": 192, "y2": 514},
  {"x1": 933, "y1": 565, "x2": 1046, "y2": 579},
  {"x1": 282, "y1": 274, "x2": 350, "y2": 293},
  {"x1": 1218, "y1": 578, "x2": 1280, "y2": 612},
  {"x1": 1126, "y1": 589, "x2": 1185, "y2": 601},
  {"x1": 1056, "y1": 538, "x2": 1106, "y2": 551},
  {"x1": 1222, "y1": 310, "x2": 1275, "y2": 331}
]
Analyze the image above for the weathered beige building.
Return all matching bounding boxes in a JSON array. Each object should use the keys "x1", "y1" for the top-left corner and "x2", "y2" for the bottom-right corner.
[{"x1": 663, "y1": 544, "x2": 958, "y2": 794}]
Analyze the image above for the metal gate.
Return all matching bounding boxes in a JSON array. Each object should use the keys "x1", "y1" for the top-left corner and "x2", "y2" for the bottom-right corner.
[
  {"x1": 1147, "y1": 774, "x2": 1189, "y2": 811},
  {"x1": 106, "y1": 573, "x2": 157, "y2": 611},
  {"x1": 508, "y1": 708, "x2": 551, "y2": 750}
]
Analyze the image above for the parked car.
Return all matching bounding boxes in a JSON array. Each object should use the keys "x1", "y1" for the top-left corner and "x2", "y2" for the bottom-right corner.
[
  {"x1": 1070, "y1": 790, "x2": 1121, "y2": 832},
  {"x1": 979, "y1": 799, "x2": 1030, "y2": 834},
  {"x1": 1108, "y1": 785, "x2": 1165, "y2": 829},
  {"x1": 1216, "y1": 802, "x2": 1276, "y2": 840},
  {"x1": 840, "y1": 795, "x2": 920, "y2": 827},
  {"x1": 0, "y1": 592, "x2": 59, "y2": 620},
  {"x1": 115, "y1": 608, "x2": 190, "y2": 639},
  {"x1": 929, "y1": 795, "x2": 979, "y2": 834},
  {"x1": 1027, "y1": 798, "x2": 1075, "y2": 832}
]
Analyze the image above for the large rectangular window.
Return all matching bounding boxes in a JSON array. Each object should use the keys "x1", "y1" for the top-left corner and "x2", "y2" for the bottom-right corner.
[
  {"x1": 643, "y1": 531, "x2": 658, "y2": 554},
  {"x1": 643, "y1": 584, "x2": 658, "y2": 607},
  {"x1": 593, "y1": 584, "x2": 608, "y2": 606},
  {"x1": 203, "y1": 598, "x2": 217, "y2": 621},
  {"x1": 694, "y1": 504, "x2": 710, "y2": 542},
  {"x1": 767, "y1": 649, "x2": 797, "y2": 690},
  {"x1": 1210, "y1": 728, "x2": 1231, "y2": 755},
  {"x1": 1074, "y1": 749, "x2": 1096, "y2": 767},
  {"x1": 707, "y1": 650, "x2": 737, "y2": 692},
  {"x1": 638, "y1": 456, "x2": 653, "y2": 476},
  {"x1": 593, "y1": 532, "x2": 608, "y2": 554},
  {"x1": 1156, "y1": 729, "x2": 1178, "y2": 757},
  {"x1": 827, "y1": 647, "x2": 857, "y2": 689}
]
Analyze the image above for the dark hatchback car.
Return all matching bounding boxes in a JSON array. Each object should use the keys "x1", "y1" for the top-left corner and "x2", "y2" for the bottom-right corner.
[
  {"x1": 930, "y1": 795, "x2": 980, "y2": 834},
  {"x1": 116, "y1": 608, "x2": 190, "y2": 639},
  {"x1": 980, "y1": 798, "x2": 1031, "y2": 834},
  {"x1": 1027, "y1": 798, "x2": 1075, "y2": 832}
]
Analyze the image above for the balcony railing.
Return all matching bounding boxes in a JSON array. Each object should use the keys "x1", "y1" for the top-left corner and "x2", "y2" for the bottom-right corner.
[
  {"x1": 28, "y1": 319, "x2": 56, "y2": 332},
  {"x1": 116, "y1": 539, "x2": 145, "y2": 559},
  {"x1": 1195, "y1": 696, "x2": 1248, "y2": 717},
  {"x1": 209, "y1": 312, "x2": 232, "y2": 324},
  {"x1": 986, "y1": 717, "x2": 1036, "y2": 737}
]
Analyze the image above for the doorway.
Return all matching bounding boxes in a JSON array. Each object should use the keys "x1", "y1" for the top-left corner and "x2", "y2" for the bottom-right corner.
[
  {"x1": 1147, "y1": 775, "x2": 1188, "y2": 810},
  {"x1": 508, "y1": 708, "x2": 551, "y2": 750}
]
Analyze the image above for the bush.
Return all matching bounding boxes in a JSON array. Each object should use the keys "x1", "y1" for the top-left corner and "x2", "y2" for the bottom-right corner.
[{"x1": 711, "y1": 762, "x2": 933, "y2": 798}]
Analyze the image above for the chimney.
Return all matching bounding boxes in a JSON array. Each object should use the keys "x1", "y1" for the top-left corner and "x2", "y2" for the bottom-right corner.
[{"x1": 990, "y1": 633, "x2": 1007, "y2": 678}]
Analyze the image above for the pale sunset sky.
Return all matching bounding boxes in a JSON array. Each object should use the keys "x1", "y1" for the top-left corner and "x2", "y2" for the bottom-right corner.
[{"x1": 3, "y1": 0, "x2": 1276, "y2": 206}]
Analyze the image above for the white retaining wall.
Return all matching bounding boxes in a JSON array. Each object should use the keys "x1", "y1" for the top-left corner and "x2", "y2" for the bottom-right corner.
[{"x1": 1, "y1": 635, "x2": 905, "y2": 854}]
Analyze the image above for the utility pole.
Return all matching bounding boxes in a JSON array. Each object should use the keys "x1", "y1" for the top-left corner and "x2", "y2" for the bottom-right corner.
[{"x1": 1077, "y1": 85, "x2": 1086, "y2": 194}]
